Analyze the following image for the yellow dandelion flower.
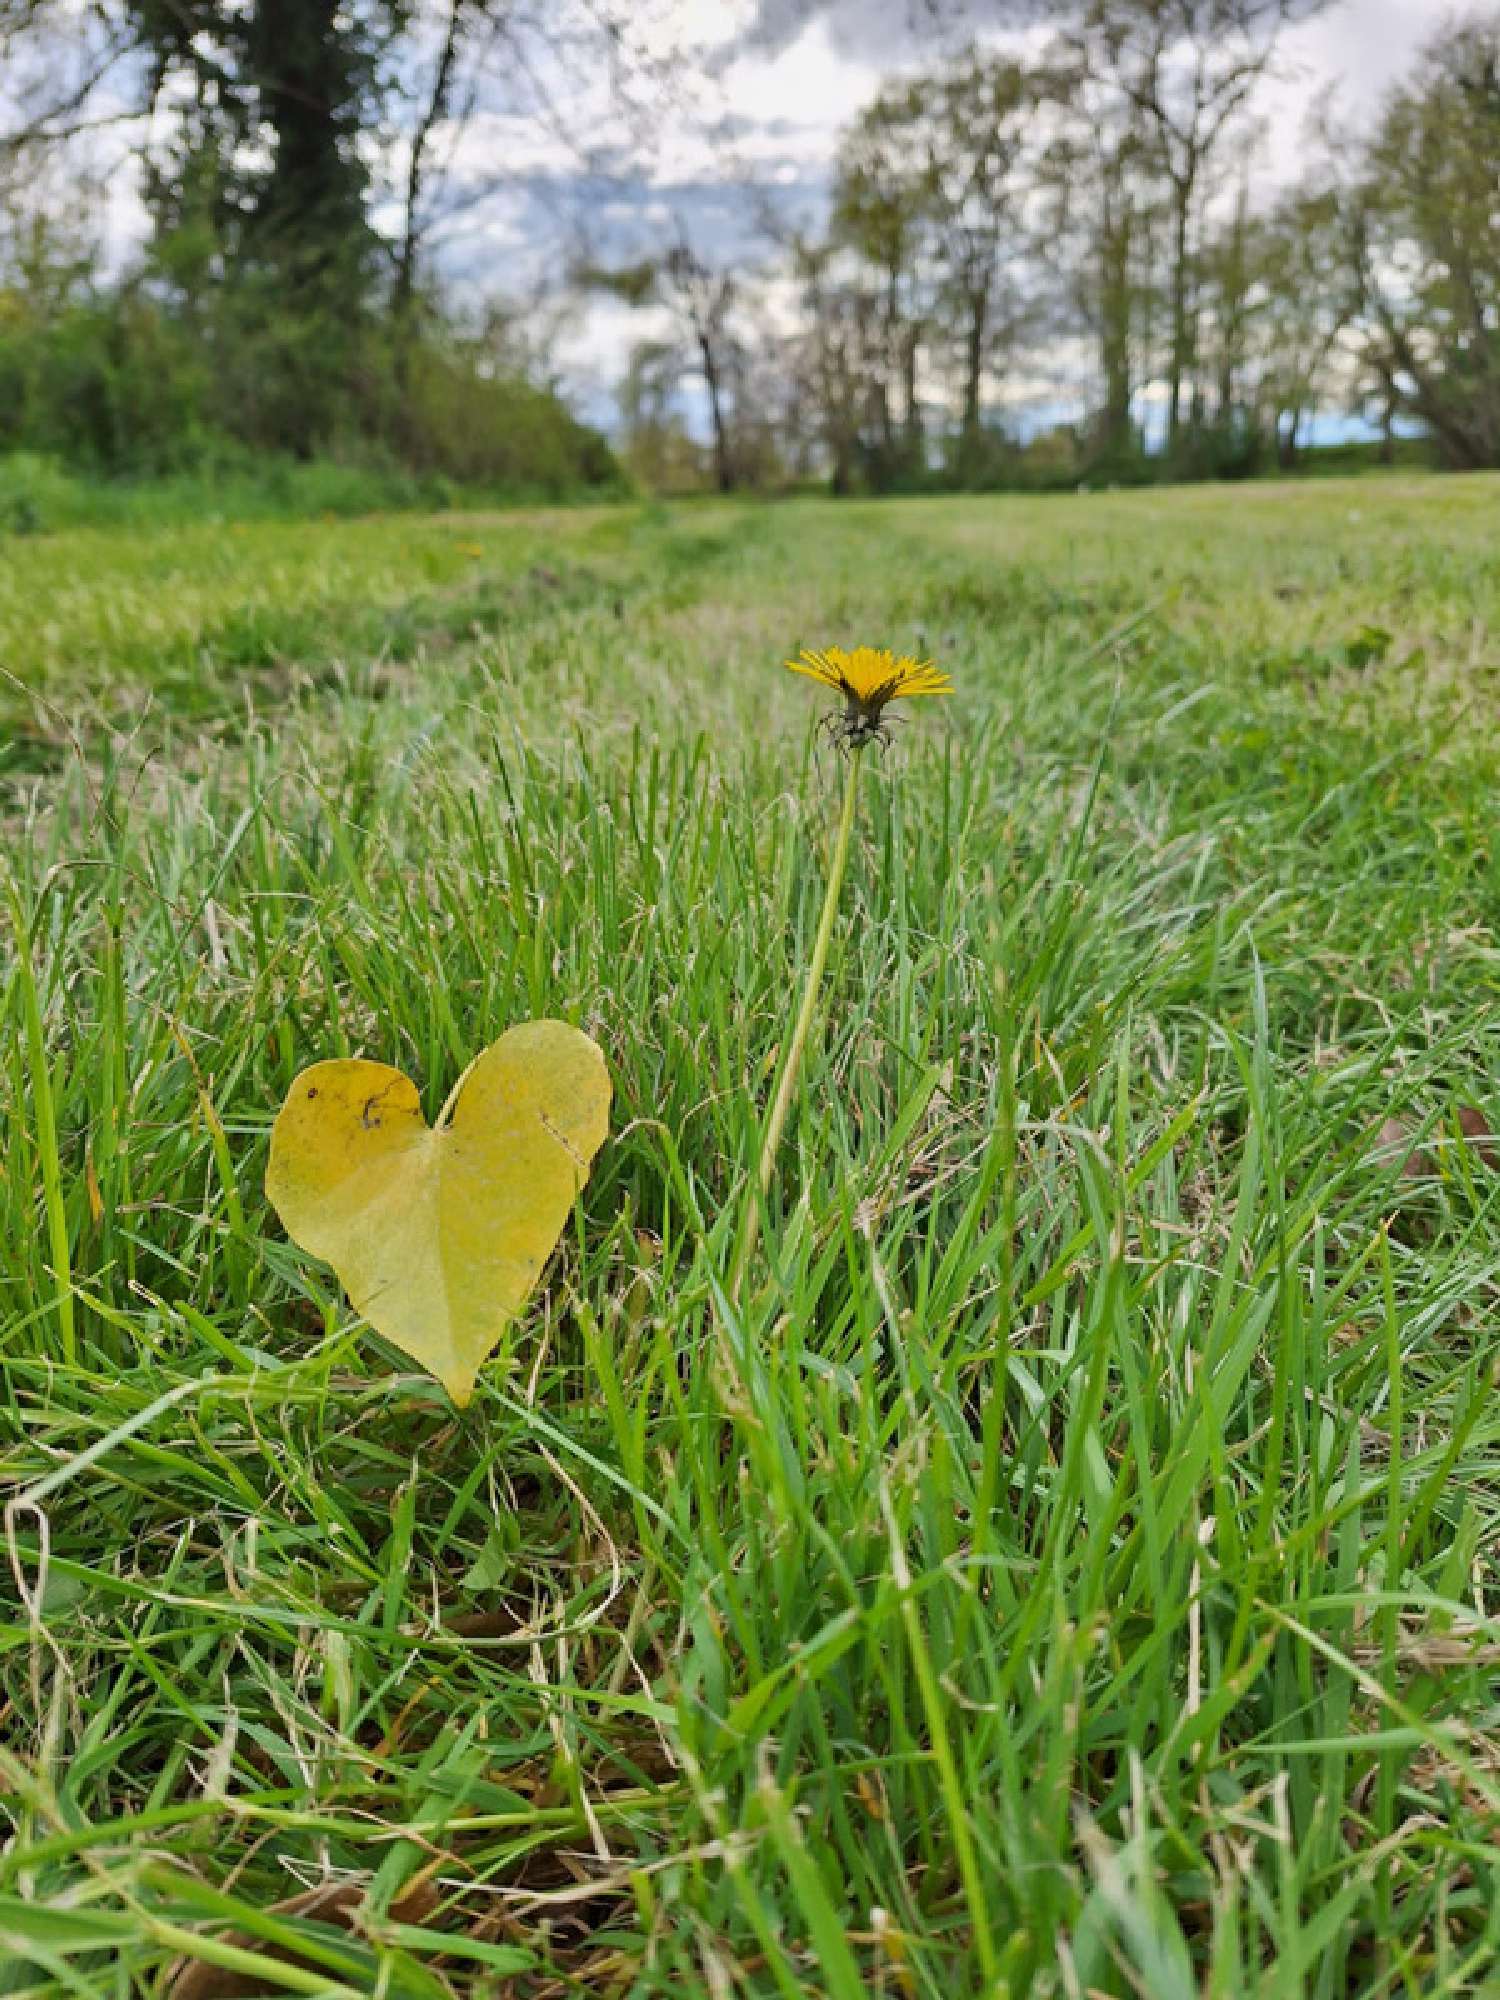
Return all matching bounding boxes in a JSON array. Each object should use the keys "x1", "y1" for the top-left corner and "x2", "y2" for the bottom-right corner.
[{"x1": 785, "y1": 644, "x2": 953, "y2": 748}]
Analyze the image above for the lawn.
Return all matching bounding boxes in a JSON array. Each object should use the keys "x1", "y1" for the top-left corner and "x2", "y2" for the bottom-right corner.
[{"x1": 3, "y1": 478, "x2": 1499, "y2": 1998}]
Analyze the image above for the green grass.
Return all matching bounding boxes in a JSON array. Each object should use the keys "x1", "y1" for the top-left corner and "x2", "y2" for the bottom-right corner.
[
  {"x1": 3, "y1": 476, "x2": 1500, "y2": 1998},
  {"x1": 0, "y1": 451, "x2": 622, "y2": 540}
]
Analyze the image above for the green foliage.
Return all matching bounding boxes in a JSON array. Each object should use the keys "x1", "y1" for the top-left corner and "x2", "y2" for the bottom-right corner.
[
  {"x1": 0, "y1": 282, "x2": 207, "y2": 473},
  {"x1": 0, "y1": 274, "x2": 621, "y2": 496},
  {"x1": 3, "y1": 480, "x2": 1500, "y2": 1992},
  {"x1": 1293, "y1": 436, "x2": 1432, "y2": 477},
  {"x1": 1164, "y1": 413, "x2": 1267, "y2": 483},
  {"x1": 396, "y1": 340, "x2": 620, "y2": 492},
  {"x1": 0, "y1": 451, "x2": 73, "y2": 533},
  {"x1": 1354, "y1": 17, "x2": 1500, "y2": 469},
  {"x1": 0, "y1": 113, "x2": 620, "y2": 495},
  {"x1": 131, "y1": 0, "x2": 388, "y2": 311}
]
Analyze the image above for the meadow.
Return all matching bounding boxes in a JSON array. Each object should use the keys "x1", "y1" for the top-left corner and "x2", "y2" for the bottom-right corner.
[{"x1": 3, "y1": 476, "x2": 1499, "y2": 1998}]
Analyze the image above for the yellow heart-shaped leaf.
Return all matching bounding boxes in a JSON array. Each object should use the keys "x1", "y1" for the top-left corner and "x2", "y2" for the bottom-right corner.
[{"x1": 265, "y1": 1023, "x2": 610, "y2": 1405}]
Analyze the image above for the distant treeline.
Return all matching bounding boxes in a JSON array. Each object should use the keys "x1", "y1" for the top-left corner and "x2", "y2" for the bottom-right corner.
[{"x1": 611, "y1": 6, "x2": 1500, "y2": 496}]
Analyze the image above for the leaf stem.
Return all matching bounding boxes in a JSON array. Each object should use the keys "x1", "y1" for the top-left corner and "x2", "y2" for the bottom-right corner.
[
  {"x1": 731, "y1": 747, "x2": 864, "y2": 1301},
  {"x1": 436, "y1": 1051, "x2": 482, "y2": 1129}
]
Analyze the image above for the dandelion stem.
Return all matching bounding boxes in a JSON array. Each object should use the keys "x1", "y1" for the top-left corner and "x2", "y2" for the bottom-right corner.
[{"x1": 731, "y1": 747, "x2": 864, "y2": 1301}]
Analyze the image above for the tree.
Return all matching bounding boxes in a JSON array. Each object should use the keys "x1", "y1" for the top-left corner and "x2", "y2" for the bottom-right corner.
[
  {"x1": 1203, "y1": 174, "x2": 1252, "y2": 427},
  {"x1": 830, "y1": 50, "x2": 1034, "y2": 480},
  {"x1": 1351, "y1": 17, "x2": 1500, "y2": 470},
  {"x1": 0, "y1": 1, "x2": 400, "y2": 451},
  {"x1": 1253, "y1": 184, "x2": 1356, "y2": 467},
  {"x1": 832, "y1": 98, "x2": 938, "y2": 480},
  {"x1": 393, "y1": 0, "x2": 471, "y2": 367},
  {"x1": 783, "y1": 229, "x2": 888, "y2": 494},
  {"x1": 1062, "y1": 0, "x2": 1331, "y2": 452},
  {"x1": 618, "y1": 339, "x2": 708, "y2": 491},
  {"x1": 925, "y1": 52, "x2": 1035, "y2": 468},
  {"x1": 583, "y1": 229, "x2": 745, "y2": 492},
  {"x1": 660, "y1": 239, "x2": 741, "y2": 494},
  {"x1": 1034, "y1": 50, "x2": 1158, "y2": 459},
  {"x1": 80, "y1": 2, "x2": 391, "y2": 311},
  {"x1": 3, "y1": 1, "x2": 678, "y2": 275}
]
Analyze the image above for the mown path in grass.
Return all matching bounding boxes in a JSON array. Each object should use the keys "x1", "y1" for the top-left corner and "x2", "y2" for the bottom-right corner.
[{"x1": 3, "y1": 479, "x2": 1499, "y2": 1997}]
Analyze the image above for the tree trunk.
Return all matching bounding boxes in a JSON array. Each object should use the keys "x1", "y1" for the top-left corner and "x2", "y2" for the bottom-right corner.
[
  {"x1": 961, "y1": 286, "x2": 987, "y2": 461},
  {"x1": 1098, "y1": 208, "x2": 1132, "y2": 452},
  {"x1": 875, "y1": 378, "x2": 895, "y2": 460},
  {"x1": 393, "y1": 0, "x2": 463, "y2": 401},
  {"x1": 249, "y1": 0, "x2": 371, "y2": 287},
  {"x1": 1167, "y1": 182, "x2": 1191, "y2": 449},
  {"x1": 900, "y1": 326, "x2": 921, "y2": 465},
  {"x1": 699, "y1": 332, "x2": 734, "y2": 492},
  {"x1": 880, "y1": 266, "x2": 901, "y2": 465},
  {"x1": 1216, "y1": 337, "x2": 1235, "y2": 426},
  {"x1": 1383, "y1": 317, "x2": 1488, "y2": 469}
]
